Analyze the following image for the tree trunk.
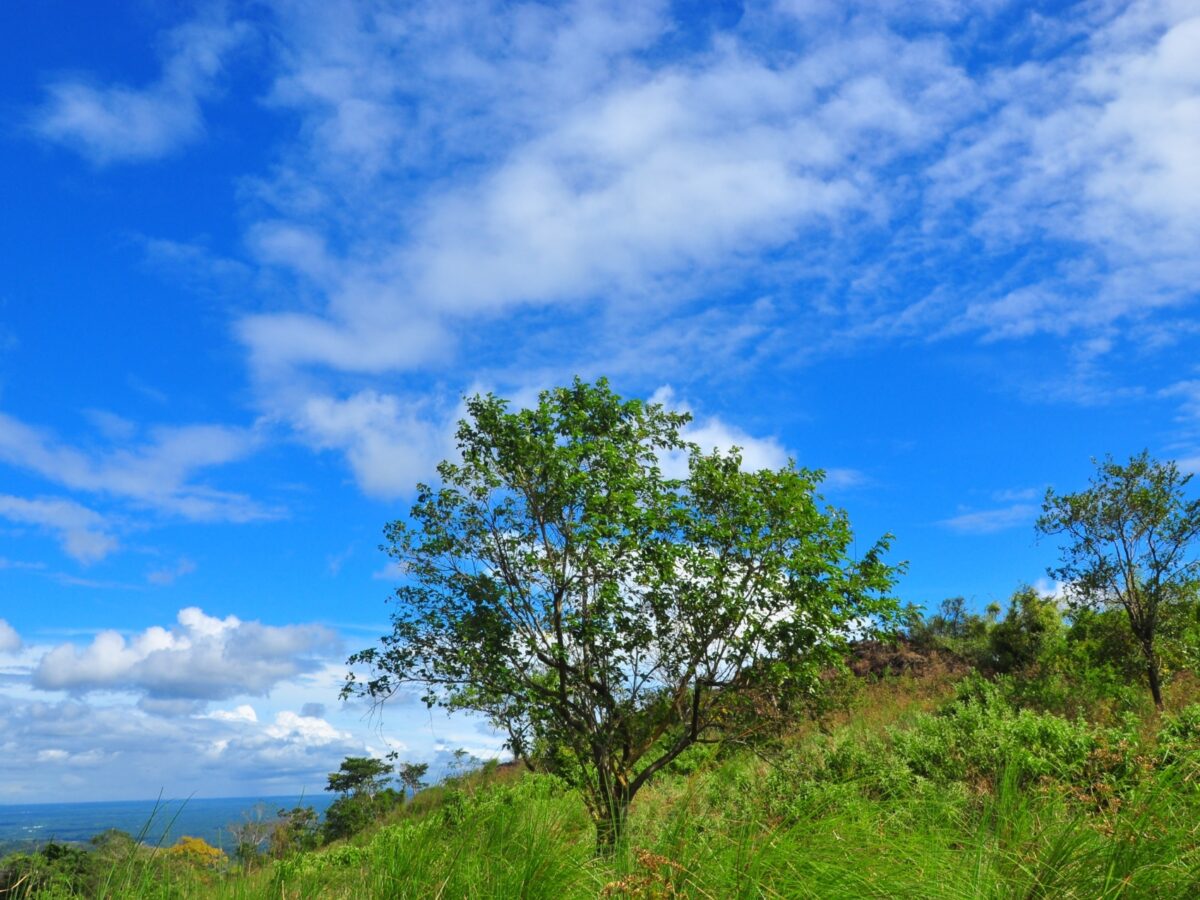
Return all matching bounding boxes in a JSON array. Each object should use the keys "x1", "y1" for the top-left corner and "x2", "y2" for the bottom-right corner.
[
  {"x1": 594, "y1": 803, "x2": 628, "y2": 854},
  {"x1": 1145, "y1": 645, "x2": 1164, "y2": 710},
  {"x1": 592, "y1": 775, "x2": 630, "y2": 854}
]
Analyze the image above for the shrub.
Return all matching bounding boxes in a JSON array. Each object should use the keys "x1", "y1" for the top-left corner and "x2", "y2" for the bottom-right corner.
[
  {"x1": 167, "y1": 835, "x2": 226, "y2": 868},
  {"x1": 889, "y1": 674, "x2": 1094, "y2": 785}
]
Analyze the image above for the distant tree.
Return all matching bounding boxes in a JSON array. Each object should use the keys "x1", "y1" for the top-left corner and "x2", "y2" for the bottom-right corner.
[
  {"x1": 1038, "y1": 452, "x2": 1200, "y2": 709},
  {"x1": 0, "y1": 843, "x2": 94, "y2": 897},
  {"x1": 908, "y1": 596, "x2": 991, "y2": 666},
  {"x1": 227, "y1": 805, "x2": 272, "y2": 866},
  {"x1": 323, "y1": 756, "x2": 401, "y2": 842},
  {"x1": 345, "y1": 378, "x2": 900, "y2": 849},
  {"x1": 397, "y1": 762, "x2": 430, "y2": 794},
  {"x1": 987, "y1": 585, "x2": 1064, "y2": 674},
  {"x1": 269, "y1": 806, "x2": 320, "y2": 857},
  {"x1": 325, "y1": 756, "x2": 393, "y2": 798},
  {"x1": 936, "y1": 597, "x2": 971, "y2": 639}
]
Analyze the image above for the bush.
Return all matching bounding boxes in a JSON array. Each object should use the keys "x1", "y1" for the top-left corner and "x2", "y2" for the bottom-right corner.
[
  {"x1": 167, "y1": 835, "x2": 226, "y2": 869},
  {"x1": 1159, "y1": 704, "x2": 1200, "y2": 767},
  {"x1": 324, "y1": 789, "x2": 403, "y2": 843},
  {"x1": 890, "y1": 674, "x2": 1094, "y2": 785},
  {"x1": 0, "y1": 842, "x2": 96, "y2": 898},
  {"x1": 270, "y1": 805, "x2": 321, "y2": 857}
]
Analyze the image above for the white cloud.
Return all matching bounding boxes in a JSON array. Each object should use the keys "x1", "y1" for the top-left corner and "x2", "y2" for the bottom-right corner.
[
  {"x1": 1162, "y1": 379, "x2": 1200, "y2": 422},
  {"x1": 40, "y1": 0, "x2": 1194, "y2": 508},
  {"x1": 940, "y1": 503, "x2": 1037, "y2": 535},
  {"x1": 263, "y1": 710, "x2": 349, "y2": 746},
  {"x1": 291, "y1": 391, "x2": 459, "y2": 498},
  {"x1": 650, "y1": 386, "x2": 788, "y2": 479},
  {"x1": 822, "y1": 468, "x2": 869, "y2": 490},
  {"x1": 0, "y1": 558, "x2": 45, "y2": 572},
  {"x1": 33, "y1": 13, "x2": 249, "y2": 164},
  {"x1": 238, "y1": 10, "x2": 971, "y2": 382},
  {"x1": 931, "y1": 2, "x2": 1200, "y2": 339},
  {"x1": 204, "y1": 704, "x2": 258, "y2": 723},
  {"x1": 222, "y1": 0, "x2": 985, "y2": 492},
  {"x1": 0, "y1": 693, "x2": 368, "y2": 801},
  {"x1": 373, "y1": 560, "x2": 404, "y2": 581},
  {"x1": 1033, "y1": 577, "x2": 1068, "y2": 602},
  {"x1": 0, "y1": 495, "x2": 118, "y2": 563},
  {"x1": 0, "y1": 619, "x2": 19, "y2": 653},
  {"x1": 33, "y1": 607, "x2": 340, "y2": 700},
  {"x1": 0, "y1": 412, "x2": 268, "y2": 522}
]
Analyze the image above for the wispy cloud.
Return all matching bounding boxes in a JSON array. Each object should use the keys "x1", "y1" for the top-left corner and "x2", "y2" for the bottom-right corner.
[
  {"x1": 146, "y1": 558, "x2": 197, "y2": 587},
  {"x1": 212, "y1": 0, "x2": 1199, "y2": 495},
  {"x1": 238, "y1": 3, "x2": 974, "y2": 382},
  {"x1": 930, "y1": 4, "x2": 1200, "y2": 341},
  {"x1": 35, "y1": 0, "x2": 1197, "y2": 507},
  {"x1": 32, "y1": 11, "x2": 249, "y2": 164},
  {"x1": 0, "y1": 557, "x2": 46, "y2": 572},
  {"x1": 0, "y1": 495, "x2": 118, "y2": 563},
  {"x1": 940, "y1": 503, "x2": 1037, "y2": 535},
  {"x1": 0, "y1": 411, "x2": 270, "y2": 522}
]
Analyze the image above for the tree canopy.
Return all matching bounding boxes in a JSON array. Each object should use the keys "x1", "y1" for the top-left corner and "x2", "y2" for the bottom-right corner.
[
  {"x1": 325, "y1": 756, "x2": 393, "y2": 798},
  {"x1": 346, "y1": 378, "x2": 900, "y2": 847}
]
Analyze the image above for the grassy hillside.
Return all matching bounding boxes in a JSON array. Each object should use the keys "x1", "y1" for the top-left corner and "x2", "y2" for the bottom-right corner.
[{"x1": 5, "y1": 666, "x2": 1198, "y2": 898}]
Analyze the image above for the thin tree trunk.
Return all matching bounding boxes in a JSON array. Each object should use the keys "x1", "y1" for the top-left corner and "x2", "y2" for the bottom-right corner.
[
  {"x1": 1145, "y1": 646, "x2": 1164, "y2": 710},
  {"x1": 593, "y1": 778, "x2": 630, "y2": 854},
  {"x1": 594, "y1": 805, "x2": 628, "y2": 854}
]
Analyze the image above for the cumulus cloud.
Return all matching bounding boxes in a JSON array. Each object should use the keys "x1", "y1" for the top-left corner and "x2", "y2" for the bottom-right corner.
[
  {"x1": 202, "y1": 710, "x2": 360, "y2": 781},
  {"x1": 204, "y1": 704, "x2": 258, "y2": 723},
  {"x1": 33, "y1": 607, "x2": 340, "y2": 700},
  {"x1": 1033, "y1": 578, "x2": 1069, "y2": 602},
  {"x1": 0, "y1": 495, "x2": 118, "y2": 563},
  {"x1": 263, "y1": 710, "x2": 349, "y2": 746},
  {"x1": 0, "y1": 694, "x2": 368, "y2": 801},
  {"x1": 33, "y1": 13, "x2": 250, "y2": 164}
]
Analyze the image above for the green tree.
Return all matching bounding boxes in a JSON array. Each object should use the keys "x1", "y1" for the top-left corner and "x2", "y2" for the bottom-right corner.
[
  {"x1": 987, "y1": 585, "x2": 1064, "y2": 674},
  {"x1": 397, "y1": 761, "x2": 430, "y2": 794},
  {"x1": 323, "y1": 756, "x2": 400, "y2": 842},
  {"x1": 269, "y1": 806, "x2": 320, "y2": 857},
  {"x1": 1037, "y1": 452, "x2": 1200, "y2": 709},
  {"x1": 325, "y1": 756, "x2": 393, "y2": 798},
  {"x1": 345, "y1": 378, "x2": 900, "y2": 849}
]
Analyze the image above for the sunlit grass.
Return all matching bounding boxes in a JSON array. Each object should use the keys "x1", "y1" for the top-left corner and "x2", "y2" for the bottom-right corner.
[{"x1": 7, "y1": 675, "x2": 1199, "y2": 898}]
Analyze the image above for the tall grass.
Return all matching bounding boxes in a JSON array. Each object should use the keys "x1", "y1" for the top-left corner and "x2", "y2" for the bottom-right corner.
[{"x1": 7, "y1": 678, "x2": 1198, "y2": 898}]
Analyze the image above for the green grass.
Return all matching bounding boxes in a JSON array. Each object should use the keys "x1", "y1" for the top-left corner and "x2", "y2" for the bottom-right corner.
[{"x1": 6, "y1": 676, "x2": 1199, "y2": 898}]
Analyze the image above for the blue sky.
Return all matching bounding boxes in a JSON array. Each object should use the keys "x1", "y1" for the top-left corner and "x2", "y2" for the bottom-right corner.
[{"x1": 1, "y1": 0, "x2": 1198, "y2": 803}]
